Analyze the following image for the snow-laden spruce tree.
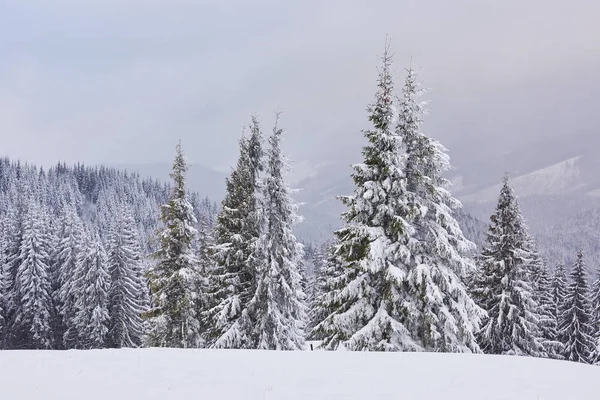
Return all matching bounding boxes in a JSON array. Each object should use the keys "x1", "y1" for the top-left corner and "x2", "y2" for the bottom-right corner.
[
  {"x1": 305, "y1": 243, "x2": 328, "y2": 336},
  {"x1": 590, "y1": 268, "x2": 600, "y2": 363},
  {"x1": 560, "y1": 251, "x2": 595, "y2": 364},
  {"x1": 10, "y1": 202, "x2": 54, "y2": 349},
  {"x1": 551, "y1": 263, "x2": 568, "y2": 351},
  {"x1": 316, "y1": 50, "x2": 482, "y2": 352},
  {"x1": 308, "y1": 242, "x2": 351, "y2": 343},
  {"x1": 54, "y1": 205, "x2": 86, "y2": 348},
  {"x1": 394, "y1": 66, "x2": 484, "y2": 352},
  {"x1": 529, "y1": 246, "x2": 561, "y2": 357},
  {"x1": 145, "y1": 142, "x2": 202, "y2": 348},
  {"x1": 203, "y1": 117, "x2": 264, "y2": 349},
  {"x1": 0, "y1": 216, "x2": 9, "y2": 342},
  {"x1": 473, "y1": 176, "x2": 545, "y2": 357},
  {"x1": 315, "y1": 46, "x2": 417, "y2": 351},
  {"x1": 107, "y1": 206, "x2": 147, "y2": 348},
  {"x1": 73, "y1": 233, "x2": 110, "y2": 349},
  {"x1": 245, "y1": 115, "x2": 306, "y2": 350}
]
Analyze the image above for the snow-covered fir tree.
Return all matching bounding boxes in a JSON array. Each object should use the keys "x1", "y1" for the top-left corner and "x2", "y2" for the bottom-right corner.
[
  {"x1": 54, "y1": 205, "x2": 86, "y2": 348},
  {"x1": 314, "y1": 46, "x2": 416, "y2": 351},
  {"x1": 590, "y1": 268, "x2": 600, "y2": 363},
  {"x1": 560, "y1": 251, "x2": 595, "y2": 364},
  {"x1": 73, "y1": 234, "x2": 110, "y2": 349},
  {"x1": 245, "y1": 115, "x2": 306, "y2": 350},
  {"x1": 393, "y1": 66, "x2": 483, "y2": 352},
  {"x1": 551, "y1": 262, "x2": 568, "y2": 351},
  {"x1": 308, "y1": 242, "x2": 348, "y2": 342},
  {"x1": 529, "y1": 245, "x2": 561, "y2": 358},
  {"x1": 9, "y1": 202, "x2": 54, "y2": 349},
  {"x1": 473, "y1": 176, "x2": 545, "y2": 357},
  {"x1": 145, "y1": 142, "x2": 202, "y2": 348},
  {"x1": 316, "y1": 48, "x2": 482, "y2": 352},
  {"x1": 107, "y1": 206, "x2": 147, "y2": 348},
  {"x1": 0, "y1": 216, "x2": 9, "y2": 342},
  {"x1": 203, "y1": 117, "x2": 264, "y2": 349}
]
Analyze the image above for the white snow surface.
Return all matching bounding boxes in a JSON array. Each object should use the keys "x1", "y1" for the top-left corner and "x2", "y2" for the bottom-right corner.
[{"x1": 1, "y1": 349, "x2": 598, "y2": 399}]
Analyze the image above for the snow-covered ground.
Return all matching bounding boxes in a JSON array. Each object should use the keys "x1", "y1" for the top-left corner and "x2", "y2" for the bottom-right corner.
[{"x1": 1, "y1": 349, "x2": 598, "y2": 399}]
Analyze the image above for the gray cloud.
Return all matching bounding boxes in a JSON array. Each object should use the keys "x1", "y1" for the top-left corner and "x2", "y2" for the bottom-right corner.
[{"x1": 1, "y1": 0, "x2": 598, "y2": 172}]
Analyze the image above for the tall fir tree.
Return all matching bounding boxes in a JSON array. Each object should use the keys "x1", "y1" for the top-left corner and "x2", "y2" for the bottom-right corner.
[
  {"x1": 315, "y1": 45, "x2": 417, "y2": 351},
  {"x1": 472, "y1": 176, "x2": 545, "y2": 357},
  {"x1": 0, "y1": 216, "x2": 8, "y2": 343},
  {"x1": 590, "y1": 268, "x2": 600, "y2": 363},
  {"x1": 73, "y1": 234, "x2": 110, "y2": 349},
  {"x1": 203, "y1": 117, "x2": 264, "y2": 348},
  {"x1": 10, "y1": 202, "x2": 54, "y2": 349},
  {"x1": 393, "y1": 66, "x2": 483, "y2": 352},
  {"x1": 145, "y1": 142, "x2": 202, "y2": 348},
  {"x1": 308, "y1": 242, "x2": 349, "y2": 343},
  {"x1": 316, "y1": 49, "x2": 482, "y2": 352},
  {"x1": 107, "y1": 206, "x2": 146, "y2": 348},
  {"x1": 551, "y1": 262, "x2": 568, "y2": 352},
  {"x1": 560, "y1": 251, "x2": 595, "y2": 364},
  {"x1": 529, "y1": 246, "x2": 561, "y2": 358},
  {"x1": 245, "y1": 115, "x2": 306, "y2": 350},
  {"x1": 54, "y1": 206, "x2": 86, "y2": 348}
]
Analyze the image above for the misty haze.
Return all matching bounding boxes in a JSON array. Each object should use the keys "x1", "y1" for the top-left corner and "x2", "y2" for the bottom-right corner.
[{"x1": 1, "y1": 1, "x2": 599, "y2": 399}]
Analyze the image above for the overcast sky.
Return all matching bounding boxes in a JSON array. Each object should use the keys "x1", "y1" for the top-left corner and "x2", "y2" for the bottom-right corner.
[{"x1": 1, "y1": 0, "x2": 598, "y2": 173}]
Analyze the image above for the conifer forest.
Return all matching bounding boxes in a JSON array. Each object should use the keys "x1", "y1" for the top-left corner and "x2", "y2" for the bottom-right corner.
[{"x1": 1, "y1": 43, "x2": 600, "y2": 372}]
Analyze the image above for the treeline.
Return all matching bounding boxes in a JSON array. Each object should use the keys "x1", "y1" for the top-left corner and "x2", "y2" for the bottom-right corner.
[{"x1": 0, "y1": 159, "x2": 216, "y2": 349}]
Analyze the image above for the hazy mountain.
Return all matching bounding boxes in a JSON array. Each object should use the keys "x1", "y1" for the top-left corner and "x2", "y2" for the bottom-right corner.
[{"x1": 107, "y1": 163, "x2": 227, "y2": 201}]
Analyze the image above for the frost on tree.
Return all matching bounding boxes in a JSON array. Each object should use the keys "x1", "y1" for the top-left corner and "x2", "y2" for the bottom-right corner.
[
  {"x1": 107, "y1": 206, "x2": 147, "y2": 348},
  {"x1": 245, "y1": 115, "x2": 307, "y2": 350},
  {"x1": 145, "y1": 142, "x2": 202, "y2": 348},
  {"x1": 73, "y1": 234, "x2": 110, "y2": 349},
  {"x1": 315, "y1": 46, "x2": 482, "y2": 352},
  {"x1": 473, "y1": 176, "x2": 545, "y2": 357},
  {"x1": 10, "y1": 202, "x2": 54, "y2": 349},
  {"x1": 203, "y1": 117, "x2": 264, "y2": 349},
  {"x1": 560, "y1": 251, "x2": 595, "y2": 364}
]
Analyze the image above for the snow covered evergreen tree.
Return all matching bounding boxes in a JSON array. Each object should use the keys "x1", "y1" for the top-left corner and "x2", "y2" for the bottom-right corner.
[
  {"x1": 10, "y1": 202, "x2": 54, "y2": 349},
  {"x1": 314, "y1": 46, "x2": 416, "y2": 351},
  {"x1": 0, "y1": 217, "x2": 8, "y2": 342},
  {"x1": 245, "y1": 115, "x2": 306, "y2": 350},
  {"x1": 473, "y1": 176, "x2": 545, "y2": 357},
  {"x1": 203, "y1": 117, "x2": 264, "y2": 349},
  {"x1": 551, "y1": 263, "x2": 568, "y2": 351},
  {"x1": 590, "y1": 268, "x2": 600, "y2": 364},
  {"x1": 54, "y1": 206, "x2": 86, "y2": 348},
  {"x1": 107, "y1": 206, "x2": 148, "y2": 348},
  {"x1": 560, "y1": 251, "x2": 595, "y2": 364},
  {"x1": 316, "y1": 49, "x2": 482, "y2": 352},
  {"x1": 145, "y1": 142, "x2": 202, "y2": 348},
  {"x1": 73, "y1": 234, "x2": 110, "y2": 349},
  {"x1": 308, "y1": 242, "x2": 348, "y2": 342},
  {"x1": 394, "y1": 66, "x2": 483, "y2": 352},
  {"x1": 529, "y1": 246, "x2": 561, "y2": 357}
]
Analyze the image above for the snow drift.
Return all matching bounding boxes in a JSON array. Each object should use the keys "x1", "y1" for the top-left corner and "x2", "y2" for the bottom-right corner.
[{"x1": 1, "y1": 349, "x2": 598, "y2": 399}]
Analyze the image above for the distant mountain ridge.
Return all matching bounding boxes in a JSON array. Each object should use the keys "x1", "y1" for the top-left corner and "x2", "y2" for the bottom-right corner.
[{"x1": 106, "y1": 163, "x2": 227, "y2": 201}]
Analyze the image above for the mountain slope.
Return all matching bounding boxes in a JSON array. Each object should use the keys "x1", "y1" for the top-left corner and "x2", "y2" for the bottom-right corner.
[{"x1": 1, "y1": 349, "x2": 597, "y2": 399}]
